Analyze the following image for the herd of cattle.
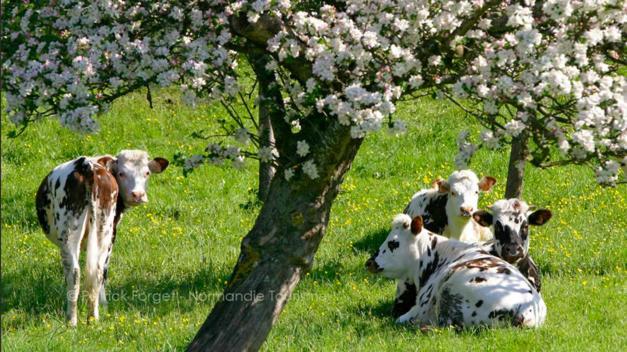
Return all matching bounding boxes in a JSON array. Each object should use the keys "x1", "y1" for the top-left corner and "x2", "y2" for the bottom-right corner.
[
  {"x1": 366, "y1": 170, "x2": 551, "y2": 328},
  {"x1": 35, "y1": 151, "x2": 551, "y2": 330}
]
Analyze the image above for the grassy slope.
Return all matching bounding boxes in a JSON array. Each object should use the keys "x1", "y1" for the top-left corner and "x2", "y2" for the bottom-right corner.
[{"x1": 1, "y1": 91, "x2": 625, "y2": 351}]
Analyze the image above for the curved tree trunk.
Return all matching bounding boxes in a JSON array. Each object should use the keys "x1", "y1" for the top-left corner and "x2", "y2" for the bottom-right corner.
[
  {"x1": 505, "y1": 132, "x2": 529, "y2": 198},
  {"x1": 187, "y1": 122, "x2": 362, "y2": 351}
]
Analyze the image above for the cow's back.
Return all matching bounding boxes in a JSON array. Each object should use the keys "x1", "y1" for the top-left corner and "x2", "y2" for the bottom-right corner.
[
  {"x1": 436, "y1": 256, "x2": 546, "y2": 328},
  {"x1": 36, "y1": 157, "x2": 96, "y2": 245},
  {"x1": 405, "y1": 189, "x2": 448, "y2": 234}
]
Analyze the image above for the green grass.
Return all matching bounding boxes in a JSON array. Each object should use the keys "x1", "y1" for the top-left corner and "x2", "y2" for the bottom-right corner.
[{"x1": 2, "y1": 90, "x2": 626, "y2": 351}]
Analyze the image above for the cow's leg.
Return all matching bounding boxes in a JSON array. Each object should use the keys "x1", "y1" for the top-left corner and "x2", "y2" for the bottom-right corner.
[
  {"x1": 396, "y1": 303, "x2": 422, "y2": 324},
  {"x1": 99, "y1": 246, "x2": 112, "y2": 307},
  {"x1": 84, "y1": 228, "x2": 101, "y2": 321},
  {"x1": 396, "y1": 288, "x2": 434, "y2": 325},
  {"x1": 60, "y1": 220, "x2": 86, "y2": 327},
  {"x1": 86, "y1": 243, "x2": 112, "y2": 321},
  {"x1": 393, "y1": 279, "x2": 417, "y2": 318},
  {"x1": 86, "y1": 207, "x2": 115, "y2": 322}
]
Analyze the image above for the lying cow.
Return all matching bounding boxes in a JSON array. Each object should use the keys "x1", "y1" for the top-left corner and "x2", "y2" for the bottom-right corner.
[
  {"x1": 35, "y1": 150, "x2": 168, "y2": 326},
  {"x1": 395, "y1": 170, "x2": 496, "y2": 317},
  {"x1": 404, "y1": 169, "x2": 496, "y2": 242},
  {"x1": 474, "y1": 199, "x2": 552, "y2": 292},
  {"x1": 366, "y1": 214, "x2": 546, "y2": 328}
]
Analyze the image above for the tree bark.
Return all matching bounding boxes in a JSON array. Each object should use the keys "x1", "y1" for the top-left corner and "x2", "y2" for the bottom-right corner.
[
  {"x1": 505, "y1": 132, "x2": 529, "y2": 199},
  {"x1": 257, "y1": 122, "x2": 275, "y2": 202},
  {"x1": 187, "y1": 122, "x2": 362, "y2": 351},
  {"x1": 254, "y1": 57, "x2": 278, "y2": 202}
]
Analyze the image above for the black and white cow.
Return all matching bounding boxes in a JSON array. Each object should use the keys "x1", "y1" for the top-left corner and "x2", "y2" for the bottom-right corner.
[
  {"x1": 474, "y1": 199, "x2": 552, "y2": 292},
  {"x1": 395, "y1": 170, "x2": 496, "y2": 317},
  {"x1": 366, "y1": 214, "x2": 546, "y2": 328},
  {"x1": 36, "y1": 150, "x2": 168, "y2": 326}
]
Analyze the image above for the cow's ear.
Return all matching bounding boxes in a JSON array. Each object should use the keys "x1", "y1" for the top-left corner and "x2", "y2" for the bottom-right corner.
[
  {"x1": 410, "y1": 216, "x2": 423, "y2": 235},
  {"x1": 436, "y1": 179, "x2": 449, "y2": 193},
  {"x1": 473, "y1": 210, "x2": 493, "y2": 227},
  {"x1": 149, "y1": 157, "x2": 169, "y2": 173},
  {"x1": 528, "y1": 209, "x2": 552, "y2": 226},
  {"x1": 97, "y1": 156, "x2": 116, "y2": 171},
  {"x1": 478, "y1": 176, "x2": 497, "y2": 192}
]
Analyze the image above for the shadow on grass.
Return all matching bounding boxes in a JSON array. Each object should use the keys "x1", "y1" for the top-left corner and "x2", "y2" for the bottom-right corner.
[
  {"x1": 1, "y1": 261, "x2": 230, "y2": 329},
  {"x1": 307, "y1": 260, "x2": 344, "y2": 282},
  {"x1": 352, "y1": 227, "x2": 389, "y2": 254},
  {"x1": 353, "y1": 298, "x2": 396, "y2": 319}
]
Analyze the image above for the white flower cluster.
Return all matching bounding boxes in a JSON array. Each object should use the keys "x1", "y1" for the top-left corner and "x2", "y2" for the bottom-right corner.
[
  {"x1": 4, "y1": 1, "x2": 625, "y2": 184},
  {"x1": 454, "y1": 130, "x2": 478, "y2": 170},
  {"x1": 595, "y1": 160, "x2": 620, "y2": 186},
  {"x1": 283, "y1": 159, "x2": 319, "y2": 181},
  {"x1": 4, "y1": 1, "x2": 237, "y2": 132},
  {"x1": 205, "y1": 143, "x2": 246, "y2": 169},
  {"x1": 442, "y1": 1, "x2": 626, "y2": 181},
  {"x1": 184, "y1": 154, "x2": 205, "y2": 172}
]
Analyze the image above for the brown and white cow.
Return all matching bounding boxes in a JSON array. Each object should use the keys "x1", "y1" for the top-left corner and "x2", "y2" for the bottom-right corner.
[
  {"x1": 36, "y1": 150, "x2": 168, "y2": 326},
  {"x1": 366, "y1": 214, "x2": 546, "y2": 328}
]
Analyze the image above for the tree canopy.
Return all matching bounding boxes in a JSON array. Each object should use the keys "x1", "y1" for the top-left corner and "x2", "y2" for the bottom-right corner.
[{"x1": 3, "y1": 1, "x2": 625, "y2": 184}]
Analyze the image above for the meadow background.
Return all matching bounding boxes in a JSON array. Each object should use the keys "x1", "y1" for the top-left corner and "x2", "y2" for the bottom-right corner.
[{"x1": 1, "y1": 87, "x2": 625, "y2": 351}]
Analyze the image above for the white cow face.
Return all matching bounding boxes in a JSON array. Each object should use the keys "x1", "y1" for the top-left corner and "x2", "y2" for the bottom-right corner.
[
  {"x1": 366, "y1": 215, "x2": 424, "y2": 279},
  {"x1": 110, "y1": 150, "x2": 169, "y2": 207},
  {"x1": 437, "y1": 170, "x2": 496, "y2": 219},
  {"x1": 474, "y1": 199, "x2": 552, "y2": 263}
]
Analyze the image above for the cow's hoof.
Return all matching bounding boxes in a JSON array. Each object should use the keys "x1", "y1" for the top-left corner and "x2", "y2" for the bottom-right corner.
[
  {"x1": 396, "y1": 314, "x2": 415, "y2": 324},
  {"x1": 420, "y1": 324, "x2": 433, "y2": 333}
]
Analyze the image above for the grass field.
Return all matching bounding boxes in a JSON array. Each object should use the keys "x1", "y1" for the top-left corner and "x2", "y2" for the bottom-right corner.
[{"x1": 2, "y1": 89, "x2": 626, "y2": 351}]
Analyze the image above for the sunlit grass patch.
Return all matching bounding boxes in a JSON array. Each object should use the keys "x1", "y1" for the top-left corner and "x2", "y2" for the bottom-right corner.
[{"x1": 2, "y1": 91, "x2": 625, "y2": 351}]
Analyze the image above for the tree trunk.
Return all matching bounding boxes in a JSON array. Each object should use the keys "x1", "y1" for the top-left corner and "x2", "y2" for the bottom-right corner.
[
  {"x1": 187, "y1": 122, "x2": 362, "y2": 351},
  {"x1": 505, "y1": 132, "x2": 529, "y2": 198},
  {"x1": 256, "y1": 69, "x2": 276, "y2": 202}
]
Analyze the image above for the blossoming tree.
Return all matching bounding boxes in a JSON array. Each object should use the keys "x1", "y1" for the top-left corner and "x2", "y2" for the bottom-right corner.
[{"x1": 3, "y1": 0, "x2": 625, "y2": 350}]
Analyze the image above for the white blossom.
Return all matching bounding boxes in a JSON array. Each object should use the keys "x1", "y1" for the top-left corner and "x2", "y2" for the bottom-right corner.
[
  {"x1": 284, "y1": 168, "x2": 294, "y2": 181},
  {"x1": 296, "y1": 140, "x2": 310, "y2": 157},
  {"x1": 302, "y1": 159, "x2": 319, "y2": 179},
  {"x1": 232, "y1": 155, "x2": 246, "y2": 169},
  {"x1": 258, "y1": 147, "x2": 275, "y2": 163},
  {"x1": 234, "y1": 128, "x2": 250, "y2": 144}
]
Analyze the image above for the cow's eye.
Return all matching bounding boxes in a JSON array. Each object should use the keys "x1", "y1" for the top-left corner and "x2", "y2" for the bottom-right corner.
[
  {"x1": 118, "y1": 172, "x2": 125, "y2": 178},
  {"x1": 145, "y1": 171, "x2": 150, "y2": 176},
  {"x1": 475, "y1": 191, "x2": 479, "y2": 195},
  {"x1": 451, "y1": 192, "x2": 457, "y2": 197}
]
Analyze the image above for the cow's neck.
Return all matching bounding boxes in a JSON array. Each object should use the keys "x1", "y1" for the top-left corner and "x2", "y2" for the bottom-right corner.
[
  {"x1": 446, "y1": 215, "x2": 475, "y2": 241},
  {"x1": 411, "y1": 233, "x2": 443, "y2": 288},
  {"x1": 412, "y1": 233, "x2": 477, "y2": 287}
]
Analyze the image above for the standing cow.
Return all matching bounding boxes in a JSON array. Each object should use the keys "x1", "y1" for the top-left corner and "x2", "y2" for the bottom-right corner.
[
  {"x1": 366, "y1": 214, "x2": 546, "y2": 328},
  {"x1": 36, "y1": 150, "x2": 168, "y2": 326}
]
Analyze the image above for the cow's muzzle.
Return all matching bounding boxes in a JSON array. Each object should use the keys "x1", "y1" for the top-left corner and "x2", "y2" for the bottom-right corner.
[{"x1": 365, "y1": 257, "x2": 382, "y2": 273}]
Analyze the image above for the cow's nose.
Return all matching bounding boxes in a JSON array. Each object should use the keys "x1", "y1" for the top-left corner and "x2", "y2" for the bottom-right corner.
[
  {"x1": 365, "y1": 258, "x2": 381, "y2": 273},
  {"x1": 131, "y1": 191, "x2": 145, "y2": 202},
  {"x1": 460, "y1": 207, "x2": 473, "y2": 217},
  {"x1": 505, "y1": 246, "x2": 523, "y2": 260}
]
